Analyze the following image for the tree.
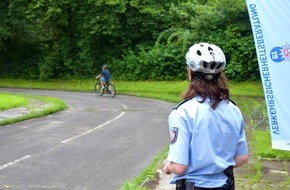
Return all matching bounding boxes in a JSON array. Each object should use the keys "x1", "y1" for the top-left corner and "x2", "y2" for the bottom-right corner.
[
  {"x1": 0, "y1": 0, "x2": 260, "y2": 81},
  {"x1": 0, "y1": 0, "x2": 41, "y2": 78}
]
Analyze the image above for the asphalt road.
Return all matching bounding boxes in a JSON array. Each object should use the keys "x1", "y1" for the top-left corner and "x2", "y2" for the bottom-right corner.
[{"x1": 0, "y1": 88, "x2": 175, "y2": 190}]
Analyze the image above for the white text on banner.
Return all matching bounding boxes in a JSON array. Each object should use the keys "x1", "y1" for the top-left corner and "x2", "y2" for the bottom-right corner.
[{"x1": 246, "y1": 0, "x2": 290, "y2": 151}]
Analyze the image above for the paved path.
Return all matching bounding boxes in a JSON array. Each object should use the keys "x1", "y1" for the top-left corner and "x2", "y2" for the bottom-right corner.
[{"x1": 0, "y1": 88, "x2": 175, "y2": 190}]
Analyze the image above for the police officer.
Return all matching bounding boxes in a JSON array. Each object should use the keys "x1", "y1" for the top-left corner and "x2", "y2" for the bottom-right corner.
[{"x1": 163, "y1": 42, "x2": 248, "y2": 190}]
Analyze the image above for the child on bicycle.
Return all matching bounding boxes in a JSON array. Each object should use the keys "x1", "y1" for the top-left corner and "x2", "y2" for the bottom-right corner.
[{"x1": 96, "y1": 65, "x2": 111, "y2": 89}]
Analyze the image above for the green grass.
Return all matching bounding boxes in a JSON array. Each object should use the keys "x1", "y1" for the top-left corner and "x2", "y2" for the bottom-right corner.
[
  {"x1": 116, "y1": 81, "x2": 188, "y2": 102},
  {"x1": 0, "y1": 78, "x2": 95, "y2": 92},
  {"x1": 120, "y1": 146, "x2": 169, "y2": 190},
  {"x1": 253, "y1": 130, "x2": 290, "y2": 159},
  {"x1": 229, "y1": 81, "x2": 264, "y2": 97},
  {"x1": 0, "y1": 78, "x2": 265, "y2": 103},
  {"x1": 0, "y1": 93, "x2": 67, "y2": 126},
  {"x1": 0, "y1": 93, "x2": 29, "y2": 110}
]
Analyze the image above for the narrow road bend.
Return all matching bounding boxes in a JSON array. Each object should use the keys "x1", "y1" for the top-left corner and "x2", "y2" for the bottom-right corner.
[{"x1": 0, "y1": 88, "x2": 175, "y2": 190}]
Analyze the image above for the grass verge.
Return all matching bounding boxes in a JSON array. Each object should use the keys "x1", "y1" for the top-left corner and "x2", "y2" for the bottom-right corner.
[
  {"x1": 0, "y1": 94, "x2": 67, "y2": 126},
  {"x1": 0, "y1": 93, "x2": 29, "y2": 110},
  {"x1": 120, "y1": 146, "x2": 169, "y2": 190},
  {"x1": 253, "y1": 130, "x2": 290, "y2": 160}
]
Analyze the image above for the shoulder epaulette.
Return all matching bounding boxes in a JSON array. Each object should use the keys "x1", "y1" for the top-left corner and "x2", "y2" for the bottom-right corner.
[
  {"x1": 229, "y1": 99, "x2": 236, "y2": 105},
  {"x1": 173, "y1": 98, "x2": 191, "y2": 110}
]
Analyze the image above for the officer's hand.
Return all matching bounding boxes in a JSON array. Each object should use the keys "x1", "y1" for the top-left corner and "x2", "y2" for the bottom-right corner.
[{"x1": 163, "y1": 162, "x2": 172, "y2": 175}]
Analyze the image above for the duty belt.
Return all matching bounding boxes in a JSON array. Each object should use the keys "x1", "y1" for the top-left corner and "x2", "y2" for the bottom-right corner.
[
  {"x1": 194, "y1": 186, "x2": 229, "y2": 190},
  {"x1": 175, "y1": 166, "x2": 235, "y2": 190}
]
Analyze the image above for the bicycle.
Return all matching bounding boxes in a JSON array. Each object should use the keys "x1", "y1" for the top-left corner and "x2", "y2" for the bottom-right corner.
[{"x1": 95, "y1": 80, "x2": 116, "y2": 98}]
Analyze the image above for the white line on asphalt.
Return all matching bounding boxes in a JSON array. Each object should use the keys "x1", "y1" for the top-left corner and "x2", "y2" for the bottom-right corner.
[
  {"x1": 0, "y1": 155, "x2": 31, "y2": 171},
  {"x1": 61, "y1": 111, "x2": 126, "y2": 144}
]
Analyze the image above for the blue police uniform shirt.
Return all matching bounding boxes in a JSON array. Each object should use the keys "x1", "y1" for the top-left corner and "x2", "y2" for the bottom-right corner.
[{"x1": 167, "y1": 96, "x2": 248, "y2": 188}]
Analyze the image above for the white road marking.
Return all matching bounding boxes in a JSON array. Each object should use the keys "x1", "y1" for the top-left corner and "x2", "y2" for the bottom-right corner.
[
  {"x1": 0, "y1": 106, "x2": 128, "y2": 171},
  {"x1": 61, "y1": 111, "x2": 126, "y2": 144},
  {"x1": 0, "y1": 155, "x2": 31, "y2": 171}
]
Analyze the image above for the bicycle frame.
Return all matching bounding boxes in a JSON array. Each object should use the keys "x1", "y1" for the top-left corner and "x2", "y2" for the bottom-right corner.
[{"x1": 95, "y1": 80, "x2": 116, "y2": 98}]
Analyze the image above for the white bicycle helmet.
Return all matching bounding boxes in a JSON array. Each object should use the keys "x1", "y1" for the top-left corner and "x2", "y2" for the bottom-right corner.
[{"x1": 185, "y1": 42, "x2": 226, "y2": 75}]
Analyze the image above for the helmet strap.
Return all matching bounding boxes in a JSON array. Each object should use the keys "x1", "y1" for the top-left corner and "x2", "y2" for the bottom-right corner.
[
  {"x1": 190, "y1": 73, "x2": 220, "y2": 82},
  {"x1": 190, "y1": 75, "x2": 203, "y2": 82}
]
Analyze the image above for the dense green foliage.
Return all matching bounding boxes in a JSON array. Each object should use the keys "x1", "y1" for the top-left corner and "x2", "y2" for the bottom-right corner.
[{"x1": 0, "y1": 0, "x2": 259, "y2": 81}]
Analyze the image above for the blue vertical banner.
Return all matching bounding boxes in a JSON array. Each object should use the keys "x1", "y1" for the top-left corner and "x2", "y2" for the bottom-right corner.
[{"x1": 246, "y1": 0, "x2": 290, "y2": 151}]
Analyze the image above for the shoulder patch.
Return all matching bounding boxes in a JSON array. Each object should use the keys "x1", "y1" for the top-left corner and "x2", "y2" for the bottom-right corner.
[
  {"x1": 173, "y1": 98, "x2": 191, "y2": 110},
  {"x1": 170, "y1": 127, "x2": 179, "y2": 144}
]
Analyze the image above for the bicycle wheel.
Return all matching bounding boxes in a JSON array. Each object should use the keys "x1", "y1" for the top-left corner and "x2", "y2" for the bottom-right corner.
[
  {"x1": 95, "y1": 82, "x2": 104, "y2": 96},
  {"x1": 107, "y1": 84, "x2": 116, "y2": 98}
]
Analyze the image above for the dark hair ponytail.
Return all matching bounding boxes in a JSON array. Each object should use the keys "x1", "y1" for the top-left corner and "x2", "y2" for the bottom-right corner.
[{"x1": 182, "y1": 72, "x2": 230, "y2": 109}]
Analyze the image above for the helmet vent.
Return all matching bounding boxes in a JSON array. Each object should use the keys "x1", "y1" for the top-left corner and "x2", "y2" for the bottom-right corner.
[
  {"x1": 203, "y1": 62, "x2": 208, "y2": 68},
  {"x1": 197, "y1": 50, "x2": 202, "y2": 56},
  {"x1": 216, "y1": 63, "x2": 224, "y2": 70},
  {"x1": 211, "y1": 62, "x2": 217, "y2": 69}
]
